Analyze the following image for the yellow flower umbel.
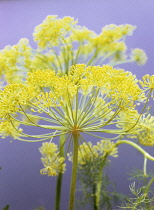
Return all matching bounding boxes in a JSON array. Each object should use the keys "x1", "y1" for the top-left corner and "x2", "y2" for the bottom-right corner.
[
  {"x1": 39, "y1": 142, "x2": 66, "y2": 176},
  {"x1": 0, "y1": 15, "x2": 153, "y2": 210},
  {"x1": 131, "y1": 48, "x2": 148, "y2": 65},
  {"x1": 68, "y1": 140, "x2": 118, "y2": 166},
  {"x1": 0, "y1": 39, "x2": 32, "y2": 83},
  {"x1": 0, "y1": 63, "x2": 152, "y2": 143},
  {"x1": 33, "y1": 16, "x2": 77, "y2": 48},
  {"x1": 0, "y1": 16, "x2": 147, "y2": 84},
  {"x1": 0, "y1": 63, "x2": 154, "y2": 210}
]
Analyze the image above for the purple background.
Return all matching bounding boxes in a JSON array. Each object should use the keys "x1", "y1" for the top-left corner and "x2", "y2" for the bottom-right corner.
[{"x1": 0, "y1": 0, "x2": 154, "y2": 209}]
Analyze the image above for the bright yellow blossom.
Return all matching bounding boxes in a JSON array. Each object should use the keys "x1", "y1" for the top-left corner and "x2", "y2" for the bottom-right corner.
[
  {"x1": 0, "y1": 15, "x2": 153, "y2": 210},
  {"x1": 0, "y1": 83, "x2": 37, "y2": 117},
  {"x1": 140, "y1": 74, "x2": 154, "y2": 90},
  {"x1": 69, "y1": 26, "x2": 96, "y2": 42},
  {"x1": 0, "y1": 64, "x2": 146, "y2": 140},
  {"x1": 0, "y1": 120, "x2": 22, "y2": 139},
  {"x1": 39, "y1": 142, "x2": 66, "y2": 176},
  {"x1": 0, "y1": 38, "x2": 32, "y2": 83},
  {"x1": 94, "y1": 140, "x2": 118, "y2": 158},
  {"x1": 0, "y1": 16, "x2": 147, "y2": 84},
  {"x1": 77, "y1": 142, "x2": 98, "y2": 165},
  {"x1": 68, "y1": 140, "x2": 118, "y2": 166},
  {"x1": 137, "y1": 114, "x2": 154, "y2": 146},
  {"x1": 33, "y1": 15, "x2": 77, "y2": 48}
]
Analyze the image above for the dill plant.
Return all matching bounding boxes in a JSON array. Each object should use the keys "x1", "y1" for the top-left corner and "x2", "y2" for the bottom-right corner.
[
  {"x1": 0, "y1": 16, "x2": 154, "y2": 210},
  {"x1": 119, "y1": 179, "x2": 154, "y2": 210}
]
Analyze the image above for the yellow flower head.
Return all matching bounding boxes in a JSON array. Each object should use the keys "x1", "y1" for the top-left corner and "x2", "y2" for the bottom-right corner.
[
  {"x1": 77, "y1": 142, "x2": 98, "y2": 165},
  {"x1": 140, "y1": 74, "x2": 154, "y2": 90},
  {"x1": 94, "y1": 140, "x2": 118, "y2": 158},
  {"x1": 69, "y1": 26, "x2": 96, "y2": 42},
  {"x1": 39, "y1": 142, "x2": 66, "y2": 176},
  {"x1": 137, "y1": 114, "x2": 154, "y2": 146},
  {"x1": 0, "y1": 16, "x2": 147, "y2": 84},
  {"x1": 0, "y1": 64, "x2": 145, "y2": 142},
  {"x1": 0, "y1": 83, "x2": 38, "y2": 120},
  {"x1": 33, "y1": 15, "x2": 77, "y2": 48},
  {"x1": 69, "y1": 140, "x2": 118, "y2": 166},
  {"x1": 0, "y1": 120, "x2": 22, "y2": 139},
  {"x1": 91, "y1": 24, "x2": 135, "y2": 53},
  {"x1": 0, "y1": 38, "x2": 32, "y2": 83},
  {"x1": 131, "y1": 48, "x2": 147, "y2": 65}
]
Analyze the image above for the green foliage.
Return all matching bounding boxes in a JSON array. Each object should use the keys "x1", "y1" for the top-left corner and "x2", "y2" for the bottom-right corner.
[
  {"x1": 119, "y1": 182, "x2": 154, "y2": 210},
  {"x1": 76, "y1": 165, "x2": 154, "y2": 210},
  {"x1": 2, "y1": 205, "x2": 10, "y2": 210},
  {"x1": 76, "y1": 156, "x2": 125, "y2": 210},
  {"x1": 119, "y1": 169, "x2": 154, "y2": 210},
  {"x1": 129, "y1": 168, "x2": 154, "y2": 181}
]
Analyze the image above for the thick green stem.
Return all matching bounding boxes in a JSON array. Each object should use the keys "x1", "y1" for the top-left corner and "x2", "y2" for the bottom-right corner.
[
  {"x1": 55, "y1": 173, "x2": 63, "y2": 210},
  {"x1": 55, "y1": 135, "x2": 65, "y2": 210},
  {"x1": 68, "y1": 133, "x2": 79, "y2": 210}
]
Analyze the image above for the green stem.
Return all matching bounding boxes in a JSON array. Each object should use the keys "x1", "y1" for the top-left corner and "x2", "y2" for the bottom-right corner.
[
  {"x1": 96, "y1": 170, "x2": 102, "y2": 210},
  {"x1": 95, "y1": 155, "x2": 108, "y2": 210},
  {"x1": 144, "y1": 177, "x2": 154, "y2": 195},
  {"x1": 93, "y1": 184, "x2": 98, "y2": 210},
  {"x1": 117, "y1": 140, "x2": 154, "y2": 210},
  {"x1": 68, "y1": 133, "x2": 79, "y2": 210},
  {"x1": 55, "y1": 173, "x2": 63, "y2": 210},
  {"x1": 143, "y1": 176, "x2": 154, "y2": 210},
  {"x1": 55, "y1": 135, "x2": 65, "y2": 210},
  {"x1": 116, "y1": 140, "x2": 154, "y2": 161},
  {"x1": 143, "y1": 157, "x2": 147, "y2": 176}
]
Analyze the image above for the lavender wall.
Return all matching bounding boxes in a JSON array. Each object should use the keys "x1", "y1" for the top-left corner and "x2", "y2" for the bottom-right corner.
[{"x1": 0, "y1": 1, "x2": 154, "y2": 209}]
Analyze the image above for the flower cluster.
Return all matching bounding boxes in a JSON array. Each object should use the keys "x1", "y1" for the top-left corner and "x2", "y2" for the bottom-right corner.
[
  {"x1": 0, "y1": 64, "x2": 146, "y2": 141},
  {"x1": 0, "y1": 16, "x2": 147, "y2": 84},
  {"x1": 39, "y1": 142, "x2": 66, "y2": 176},
  {"x1": 131, "y1": 48, "x2": 148, "y2": 65},
  {"x1": 68, "y1": 140, "x2": 118, "y2": 167},
  {"x1": 0, "y1": 61, "x2": 153, "y2": 141},
  {"x1": 140, "y1": 74, "x2": 154, "y2": 90},
  {"x1": 0, "y1": 39, "x2": 31, "y2": 83},
  {"x1": 33, "y1": 16, "x2": 77, "y2": 48},
  {"x1": 0, "y1": 16, "x2": 154, "y2": 182}
]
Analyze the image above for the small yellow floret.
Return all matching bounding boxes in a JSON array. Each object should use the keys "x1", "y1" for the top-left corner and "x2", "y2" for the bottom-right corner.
[
  {"x1": 33, "y1": 15, "x2": 77, "y2": 48},
  {"x1": 78, "y1": 142, "x2": 98, "y2": 165},
  {"x1": 0, "y1": 120, "x2": 22, "y2": 139},
  {"x1": 140, "y1": 74, "x2": 154, "y2": 90},
  {"x1": 131, "y1": 48, "x2": 147, "y2": 65},
  {"x1": 0, "y1": 83, "x2": 37, "y2": 116},
  {"x1": 0, "y1": 38, "x2": 32, "y2": 83},
  {"x1": 68, "y1": 140, "x2": 118, "y2": 167},
  {"x1": 94, "y1": 140, "x2": 118, "y2": 158},
  {"x1": 138, "y1": 115, "x2": 154, "y2": 146}
]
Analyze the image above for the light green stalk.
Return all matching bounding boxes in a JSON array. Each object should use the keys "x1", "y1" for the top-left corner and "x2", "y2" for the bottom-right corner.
[
  {"x1": 95, "y1": 155, "x2": 108, "y2": 210},
  {"x1": 55, "y1": 135, "x2": 65, "y2": 210},
  {"x1": 116, "y1": 140, "x2": 154, "y2": 161},
  {"x1": 68, "y1": 133, "x2": 79, "y2": 210},
  {"x1": 116, "y1": 140, "x2": 154, "y2": 176}
]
